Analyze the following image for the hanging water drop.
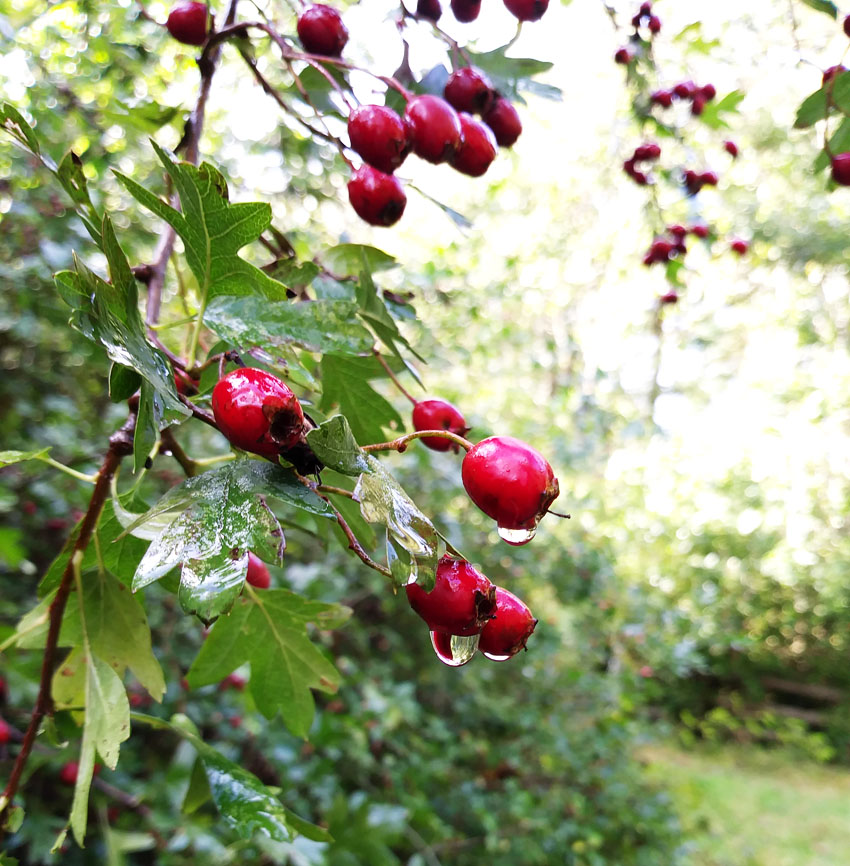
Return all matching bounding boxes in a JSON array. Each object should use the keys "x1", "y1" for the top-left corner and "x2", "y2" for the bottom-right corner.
[
  {"x1": 497, "y1": 525, "x2": 536, "y2": 545},
  {"x1": 482, "y1": 650, "x2": 513, "y2": 662},
  {"x1": 429, "y1": 631, "x2": 480, "y2": 667},
  {"x1": 405, "y1": 558, "x2": 419, "y2": 586}
]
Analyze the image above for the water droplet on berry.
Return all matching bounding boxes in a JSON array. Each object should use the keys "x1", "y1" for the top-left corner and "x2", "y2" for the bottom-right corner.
[
  {"x1": 497, "y1": 526, "x2": 536, "y2": 545},
  {"x1": 482, "y1": 650, "x2": 513, "y2": 662},
  {"x1": 429, "y1": 631, "x2": 479, "y2": 667}
]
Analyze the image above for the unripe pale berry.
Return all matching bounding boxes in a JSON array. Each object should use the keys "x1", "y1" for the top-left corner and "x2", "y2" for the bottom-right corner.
[
  {"x1": 412, "y1": 398, "x2": 468, "y2": 452},
  {"x1": 212, "y1": 368, "x2": 305, "y2": 459},
  {"x1": 297, "y1": 5, "x2": 348, "y2": 57},
  {"x1": 348, "y1": 105, "x2": 410, "y2": 174},
  {"x1": 444, "y1": 67, "x2": 494, "y2": 115},
  {"x1": 451, "y1": 114, "x2": 498, "y2": 177},
  {"x1": 347, "y1": 165, "x2": 407, "y2": 226},
  {"x1": 482, "y1": 97, "x2": 522, "y2": 148},
  {"x1": 246, "y1": 552, "x2": 271, "y2": 589},
  {"x1": 461, "y1": 435, "x2": 559, "y2": 538},
  {"x1": 404, "y1": 95, "x2": 462, "y2": 164},
  {"x1": 406, "y1": 554, "x2": 496, "y2": 635},
  {"x1": 503, "y1": 0, "x2": 550, "y2": 22},
  {"x1": 478, "y1": 587, "x2": 537, "y2": 660},
  {"x1": 166, "y1": 2, "x2": 208, "y2": 45}
]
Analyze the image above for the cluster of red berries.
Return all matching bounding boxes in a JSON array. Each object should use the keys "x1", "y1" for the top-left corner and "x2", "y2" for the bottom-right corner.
[
  {"x1": 623, "y1": 142, "x2": 660, "y2": 185},
  {"x1": 407, "y1": 554, "x2": 537, "y2": 665},
  {"x1": 347, "y1": 65, "x2": 522, "y2": 227},
  {"x1": 651, "y1": 80, "x2": 716, "y2": 116},
  {"x1": 613, "y1": 1, "x2": 660, "y2": 64},
  {"x1": 682, "y1": 167, "x2": 719, "y2": 196},
  {"x1": 644, "y1": 224, "x2": 747, "y2": 269},
  {"x1": 416, "y1": 0, "x2": 549, "y2": 24},
  {"x1": 821, "y1": 19, "x2": 850, "y2": 187},
  {"x1": 208, "y1": 368, "x2": 560, "y2": 664}
]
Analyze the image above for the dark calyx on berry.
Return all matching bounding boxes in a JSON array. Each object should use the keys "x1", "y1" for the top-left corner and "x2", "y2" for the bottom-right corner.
[
  {"x1": 444, "y1": 67, "x2": 494, "y2": 115},
  {"x1": 348, "y1": 165, "x2": 407, "y2": 226},
  {"x1": 451, "y1": 114, "x2": 498, "y2": 177},
  {"x1": 297, "y1": 4, "x2": 348, "y2": 56},
  {"x1": 406, "y1": 554, "x2": 497, "y2": 635},
  {"x1": 412, "y1": 398, "x2": 469, "y2": 451},
  {"x1": 212, "y1": 368, "x2": 305, "y2": 459}
]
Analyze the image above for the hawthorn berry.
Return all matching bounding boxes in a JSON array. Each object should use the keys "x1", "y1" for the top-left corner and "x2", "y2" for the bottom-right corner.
[
  {"x1": 348, "y1": 165, "x2": 407, "y2": 226},
  {"x1": 844, "y1": 14, "x2": 850, "y2": 38},
  {"x1": 701, "y1": 170, "x2": 719, "y2": 186},
  {"x1": 348, "y1": 105, "x2": 410, "y2": 174},
  {"x1": 643, "y1": 238, "x2": 674, "y2": 266},
  {"x1": 478, "y1": 587, "x2": 537, "y2": 660},
  {"x1": 673, "y1": 81, "x2": 695, "y2": 99},
  {"x1": 831, "y1": 152, "x2": 850, "y2": 185},
  {"x1": 730, "y1": 238, "x2": 749, "y2": 255},
  {"x1": 451, "y1": 114, "x2": 498, "y2": 177},
  {"x1": 690, "y1": 223, "x2": 709, "y2": 238},
  {"x1": 623, "y1": 159, "x2": 649, "y2": 185},
  {"x1": 406, "y1": 554, "x2": 496, "y2": 635},
  {"x1": 691, "y1": 95, "x2": 706, "y2": 116},
  {"x1": 824, "y1": 64, "x2": 846, "y2": 84},
  {"x1": 220, "y1": 672, "x2": 247, "y2": 691},
  {"x1": 461, "y1": 435, "x2": 559, "y2": 542},
  {"x1": 412, "y1": 398, "x2": 468, "y2": 451},
  {"x1": 650, "y1": 89, "x2": 673, "y2": 108},
  {"x1": 417, "y1": 0, "x2": 443, "y2": 20},
  {"x1": 667, "y1": 224, "x2": 687, "y2": 238},
  {"x1": 639, "y1": 1, "x2": 652, "y2": 13},
  {"x1": 451, "y1": 0, "x2": 481, "y2": 22},
  {"x1": 444, "y1": 67, "x2": 494, "y2": 115},
  {"x1": 614, "y1": 47, "x2": 634, "y2": 65},
  {"x1": 246, "y1": 552, "x2": 271, "y2": 589},
  {"x1": 404, "y1": 95, "x2": 462, "y2": 163},
  {"x1": 660, "y1": 291, "x2": 679, "y2": 305},
  {"x1": 647, "y1": 14, "x2": 661, "y2": 33},
  {"x1": 503, "y1": 0, "x2": 550, "y2": 21},
  {"x1": 700, "y1": 83, "x2": 717, "y2": 100},
  {"x1": 0, "y1": 717, "x2": 10, "y2": 745},
  {"x1": 724, "y1": 140, "x2": 739, "y2": 158},
  {"x1": 482, "y1": 97, "x2": 522, "y2": 148},
  {"x1": 297, "y1": 4, "x2": 348, "y2": 57},
  {"x1": 212, "y1": 368, "x2": 305, "y2": 459},
  {"x1": 166, "y1": 1, "x2": 208, "y2": 46}
]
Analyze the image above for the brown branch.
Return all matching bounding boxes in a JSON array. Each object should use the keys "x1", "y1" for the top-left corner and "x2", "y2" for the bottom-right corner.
[
  {"x1": 0, "y1": 411, "x2": 137, "y2": 831},
  {"x1": 373, "y1": 349, "x2": 417, "y2": 405},
  {"x1": 160, "y1": 428, "x2": 199, "y2": 477},
  {"x1": 362, "y1": 430, "x2": 472, "y2": 454},
  {"x1": 93, "y1": 778, "x2": 168, "y2": 849}
]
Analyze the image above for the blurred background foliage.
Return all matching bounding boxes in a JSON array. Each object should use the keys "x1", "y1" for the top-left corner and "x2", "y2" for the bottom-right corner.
[{"x1": 3, "y1": 0, "x2": 850, "y2": 863}]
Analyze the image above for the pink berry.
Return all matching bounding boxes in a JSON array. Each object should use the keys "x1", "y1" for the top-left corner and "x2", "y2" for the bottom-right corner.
[
  {"x1": 246, "y1": 552, "x2": 271, "y2": 589},
  {"x1": 724, "y1": 140, "x2": 739, "y2": 158},
  {"x1": 478, "y1": 587, "x2": 537, "y2": 660}
]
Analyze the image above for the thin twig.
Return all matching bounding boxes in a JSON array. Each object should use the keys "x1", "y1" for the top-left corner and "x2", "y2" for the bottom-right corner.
[
  {"x1": 316, "y1": 484, "x2": 355, "y2": 498},
  {"x1": 362, "y1": 430, "x2": 473, "y2": 454},
  {"x1": 160, "y1": 428, "x2": 199, "y2": 476},
  {"x1": 373, "y1": 349, "x2": 417, "y2": 405}
]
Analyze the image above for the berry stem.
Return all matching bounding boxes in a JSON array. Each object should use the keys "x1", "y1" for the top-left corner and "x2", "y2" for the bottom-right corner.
[
  {"x1": 35, "y1": 455, "x2": 98, "y2": 484},
  {"x1": 373, "y1": 349, "x2": 417, "y2": 405},
  {"x1": 363, "y1": 429, "x2": 473, "y2": 454},
  {"x1": 316, "y1": 484, "x2": 355, "y2": 499}
]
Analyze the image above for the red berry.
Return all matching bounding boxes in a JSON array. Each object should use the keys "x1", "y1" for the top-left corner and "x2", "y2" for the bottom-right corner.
[
  {"x1": 730, "y1": 238, "x2": 749, "y2": 255},
  {"x1": 166, "y1": 2, "x2": 208, "y2": 46},
  {"x1": 623, "y1": 159, "x2": 649, "y2": 185},
  {"x1": 412, "y1": 398, "x2": 468, "y2": 452},
  {"x1": 691, "y1": 95, "x2": 706, "y2": 116},
  {"x1": 673, "y1": 80, "x2": 695, "y2": 99},
  {"x1": 700, "y1": 83, "x2": 717, "y2": 100},
  {"x1": 478, "y1": 587, "x2": 537, "y2": 660},
  {"x1": 461, "y1": 435, "x2": 559, "y2": 539},
  {"x1": 482, "y1": 97, "x2": 522, "y2": 148},
  {"x1": 406, "y1": 554, "x2": 496, "y2": 635},
  {"x1": 444, "y1": 67, "x2": 494, "y2": 115},
  {"x1": 633, "y1": 142, "x2": 660, "y2": 161},
  {"x1": 667, "y1": 224, "x2": 687, "y2": 238},
  {"x1": 660, "y1": 291, "x2": 679, "y2": 305},
  {"x1": 503, "y1": 0, "x2": 549, "y2": 21},
  {"x1": 831, "y1": 152, "x2": 850, "y2": 185},
  {"x1": 212, "y1": 368, "x2": 305, "y2": 459},
  {"x1": 417, "y1": 0, "x2": 443, "y2": 20},
  {"x1": 451, "y1": 0, "x2": 481, "y2": 22},
  {"x1": 0, "y1": 718, "x2": 10, "y2": 745},
  {"x1": 221, "y1": 672, "x2": 247, "y2": 691},
  {"x1": 451, "y1": 114, "x2": 498, "y2": 177},
  {"x1": 297, "y1": 4, "x2": 348, "y2": 57},
  {"x1": 647, "y1": 14, "x2": 661, "y2": 33},
  {"x1": 347, "y1": 165, "x2": 407, "y2": 226},
  {"x1": 650, "y1": 89, "x2": 673, "y2": 108},
  {"x1": 404, "y1": 95, "x2": 462, "y2": 164},
  {"x1": 724, "y1": 140, "x2": 739, "y2": 158},
  {"x1": 348, "y1": 105, "x2": 410, "y2": 174},
  {"x1": 174, "y1": 369, "x2": 199, "y2": 397},
  {"x1": 639, "y1": 1, "x2": 652, "y2": 13},
  {"x1": 844, "y1": 14, "x2": 850, "y2": 38},
  {"x1": 824, "y1": 64, "x2": 846, "y2": 84},
  {"x1": 246, "y1": 552, "x2": 271, "y2": 589},
  {"x1": 614, "y1": 47, "x2": 634, "y2": 65},
  {"x1": 689, "y1": 223, "x2": 709, "y2": 238},
  {"x1": 60, "y1": 761, "x2": 79, "y2": 786},
  {"x1": 700, "y1": 170, "x2": 719, "y2": 186}
]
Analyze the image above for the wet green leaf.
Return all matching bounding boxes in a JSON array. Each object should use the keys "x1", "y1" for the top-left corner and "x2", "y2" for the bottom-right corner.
[
  {"x1": 321, "y1": 243, "x2": 397, "y2": 277},
  {"x1": 305, "y1": 414, "x2": 370, "y2": 476},
  {"x1": 0, "y1": 448, "x2": 50, "y2": 467}
]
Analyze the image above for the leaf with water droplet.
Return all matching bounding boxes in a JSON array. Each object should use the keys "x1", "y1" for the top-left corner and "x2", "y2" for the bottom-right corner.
[
  {"x1": 305, "y1": 414, "x2": 371, "y2": 476},
  {"x1": 354, "y1": 455, "x2": 438, "y2": 591},
  {"x1": 130, "y1": 460, "x2": 333, "y2": 621},
  {"x1": 186, "y1": 590, "x2": 351, "y2": 737}
]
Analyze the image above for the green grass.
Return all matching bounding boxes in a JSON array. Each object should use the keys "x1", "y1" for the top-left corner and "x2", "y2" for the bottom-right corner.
[{"x1": 640, "y1": 742, "x2": 850, "y2": 866}]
